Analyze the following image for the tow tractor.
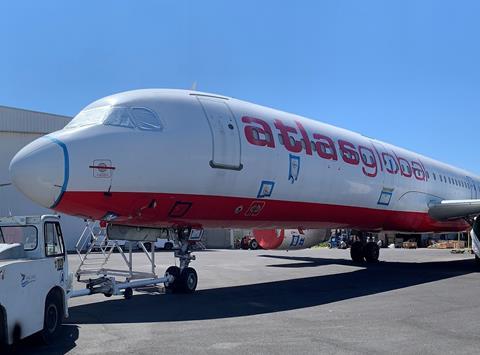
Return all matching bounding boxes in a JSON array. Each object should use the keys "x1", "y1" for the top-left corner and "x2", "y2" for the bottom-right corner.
[{"x1": 0, "y1": 215, "x2": 203, "y2": 346}]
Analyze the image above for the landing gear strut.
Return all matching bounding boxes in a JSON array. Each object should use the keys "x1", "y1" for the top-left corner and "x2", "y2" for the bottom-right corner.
[
  {"x1": 350, "y1": 233, "x2": 380, "y2": 263},
  {"x1": 164, "y1": 228, "x2": 199, "y2": 293}
]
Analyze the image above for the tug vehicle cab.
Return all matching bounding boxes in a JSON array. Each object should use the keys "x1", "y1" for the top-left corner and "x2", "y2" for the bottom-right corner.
[{"x1": 0, "y1": 215, "x2": 67, "y2": 345}]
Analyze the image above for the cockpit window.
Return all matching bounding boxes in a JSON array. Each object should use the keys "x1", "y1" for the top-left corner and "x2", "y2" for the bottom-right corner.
[
  {"x1": 130, "y1": 107, "x2": 163, "y2": 131},
  {"x1": 65, "y1": 106, "x2": 110, "y2": 129},
  {"x1": 103, "y1": 107, "x2": 135, "y2": 128},
  {"x1": 66, "y1": 106, "x2": 163, "y2": 131}
]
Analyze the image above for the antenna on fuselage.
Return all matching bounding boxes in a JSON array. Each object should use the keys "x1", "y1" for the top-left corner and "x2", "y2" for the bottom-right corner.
[{"x1": 190, "y1": 81, "x2": 197, "y2": 91}]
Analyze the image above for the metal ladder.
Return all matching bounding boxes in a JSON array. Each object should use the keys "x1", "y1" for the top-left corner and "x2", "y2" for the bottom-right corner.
[
  {"x1": 75, "y1": 220, "x2": 121, "y2": 279},
  {"x1": 75, "y1": 220, "x2": 158, "y2": 282}
]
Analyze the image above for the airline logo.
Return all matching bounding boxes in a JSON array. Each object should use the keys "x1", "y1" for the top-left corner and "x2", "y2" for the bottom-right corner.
[{"x1": 242, "y1": 116, "x2": 427, "y2": 181}]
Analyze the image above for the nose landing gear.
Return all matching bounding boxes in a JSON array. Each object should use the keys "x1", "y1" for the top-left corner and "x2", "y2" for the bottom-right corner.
[{"x1": 164, "y1": 228, "x2": 202, "y2": 294}]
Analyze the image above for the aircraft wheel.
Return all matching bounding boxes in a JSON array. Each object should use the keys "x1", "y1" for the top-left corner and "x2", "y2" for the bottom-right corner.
[
  {"x1": 41, "y1": 291, "x2": 63, "y2": 344},
  {"x1": 364, "y1": 242, "x2": 380, "y2": 263},
  {"x1": 164, "y1": 266, "x2": 181, "y2": 293},
  {"x1": 350, "y1": 241, "x2": 364, "y2": 263},
  {"x1": 123, "y1": 287, "x2": 133, "y2": 300},
  {"x1": 249, "y1": 239, "x2": 259, "y2": 250},
  {"x1": 179, "y1": 267, "x2": 198, "y2": 294}
]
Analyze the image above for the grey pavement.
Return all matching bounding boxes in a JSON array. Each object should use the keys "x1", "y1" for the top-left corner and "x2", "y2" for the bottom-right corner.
[{"x1": 11, "y1": 248, "x2": 480, "y2": 354}]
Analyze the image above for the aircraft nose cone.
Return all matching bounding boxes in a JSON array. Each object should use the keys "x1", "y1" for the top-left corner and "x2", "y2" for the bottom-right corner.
[{"x1": 9, "y1": 137, "x2": 68, "y2": 208}]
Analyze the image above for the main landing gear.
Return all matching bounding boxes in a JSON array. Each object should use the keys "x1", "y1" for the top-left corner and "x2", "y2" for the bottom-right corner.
[
  {"x1": 350, "y1": 233, "x2": 380, "y2": 263},
  {"x1": 164, "y1": 228, "x2": 199, "y2": 294}
]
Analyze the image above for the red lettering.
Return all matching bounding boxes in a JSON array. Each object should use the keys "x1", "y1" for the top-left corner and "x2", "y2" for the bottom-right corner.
[
  {"x1": 371, "y1": 144, "x2": 384, "y2": 171},
  {"x1": 382, "y1": 152, "x2": 399, "y2": 174},
  {"x1": 274, "y1": 119, "x2": 302, "y2": 153},
  {"x1": 242, "y1": 116, "x2": 275, "y2": 148},
  {"x1": 313, "y1": 133, "x2": 338, "y2": 160},
  {"x1": 338, "y1": 140, "x2": 359, "y2": 165},
  {"x1": 359, "y1": 145, "x2": 378, "y2": 177},
  {"x1": 396, "y1": 155, "x2": 412, "y2": 178},
  {"x1": 295, "y1": 121, "x2": 312, "y2": 155},
  {"x1": 412, "y1": 161, "x2": 426, "y2": 181}
]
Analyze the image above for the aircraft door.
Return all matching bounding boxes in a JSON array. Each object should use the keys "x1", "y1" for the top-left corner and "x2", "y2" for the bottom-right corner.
[
  {"x1": 198, "y1": 97, "x2": 243, "y2": 170},
  {"x1": 466, "y1": 177, "x2": 478, "y2": 199}
]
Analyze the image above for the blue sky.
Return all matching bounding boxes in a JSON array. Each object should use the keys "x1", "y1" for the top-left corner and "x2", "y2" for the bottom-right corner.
[{"x1": 1, "y1": 1, "x2": 479, "y2": 174}]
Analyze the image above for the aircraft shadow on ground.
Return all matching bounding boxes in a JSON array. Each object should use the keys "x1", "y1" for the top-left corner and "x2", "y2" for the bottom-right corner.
[{"x1": 66, "y1": 256, "x2": 478, "y2": 325}]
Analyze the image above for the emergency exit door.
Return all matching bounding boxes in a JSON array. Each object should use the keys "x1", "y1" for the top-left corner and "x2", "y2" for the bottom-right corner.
[{"x1": 198, "y1": 97, "x2": 243, "y2": 170}]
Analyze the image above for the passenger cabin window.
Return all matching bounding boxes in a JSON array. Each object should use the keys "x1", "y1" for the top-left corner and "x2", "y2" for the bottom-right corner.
[
  {"x1": 130, "y1": 108, "x2": 163, "y2": 131},
  {"x1": 44, "y1": 222, "x2": 64, "y2": 257}
]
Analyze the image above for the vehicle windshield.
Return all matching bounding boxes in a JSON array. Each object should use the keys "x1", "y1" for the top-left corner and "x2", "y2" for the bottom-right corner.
[
  {"x1": 0, "y1": 225, "x2": 38, "y2": 251},
  {"x1": 65, "y1": 106, "x2": 110, "y2": 129}
]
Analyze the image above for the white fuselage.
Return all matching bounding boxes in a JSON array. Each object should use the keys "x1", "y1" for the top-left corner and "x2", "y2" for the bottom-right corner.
[{"x1": 9, "y1": 89, "x2": 480, "y2": 232}]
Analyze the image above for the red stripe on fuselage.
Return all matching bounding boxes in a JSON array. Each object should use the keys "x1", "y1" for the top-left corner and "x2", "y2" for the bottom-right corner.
[{"x1": 54, "y1": 191, "x2": 468, "y2": 232}]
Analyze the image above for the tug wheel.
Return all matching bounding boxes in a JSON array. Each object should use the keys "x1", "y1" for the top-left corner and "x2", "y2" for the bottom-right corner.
[
  {"x1": 164, "y1": 266, "x2": 181, "y2": 293},
  {"x1": 124, "y1": 287, "x2": 133, "y2": 300},
  {"x1": 41, "y1": 290, "x2": 63, "y2": 344}
]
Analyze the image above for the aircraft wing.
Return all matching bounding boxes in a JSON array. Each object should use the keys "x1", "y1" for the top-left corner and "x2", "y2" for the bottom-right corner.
[
  {"x1": 428, "y1": 199, "x2": 480, "y2": 259},
  {"x1": 428, "y1": 199, "x2": 480, "y2": 221}
]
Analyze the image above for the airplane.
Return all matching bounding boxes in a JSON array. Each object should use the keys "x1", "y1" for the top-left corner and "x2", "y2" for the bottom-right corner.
[{"x1": 9, "y1": 89, "x2": 480, "y2": 293}]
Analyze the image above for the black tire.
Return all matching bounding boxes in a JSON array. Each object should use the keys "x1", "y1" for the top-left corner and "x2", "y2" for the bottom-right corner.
[
  {"x1": 350, "y1": 241, "x2": 365, "y2": 263},
  {"x1": 123, "y1": 287, "x2": 133, "y2": 300},
  {"x1": 41, "y1": 291, "x2": 63, "y2": 344},
  {"x1": 164, "y1": 242, "x2": 173, "y2": 250},
  {"x1": 0, "y1": 307, "x2": 7, "y2": 348},
  {"x1": 249, "y1": 239, "x2": 259, "y2": 250},
  {"x1": 364, "y1": 242, "x2": 380, "y2": 263},
  {"x1": 179, "y1": 267, "x2": 198, "y2": 294},
  {"x1": 144, "y1": 242, "x2": 152, "y2": 250},
  {"x1": 164, "y1": 266, "x2": 181, "y2": 292},
  {"x1": 327, "y1": 243, "x2": 332, "y2": 249}
]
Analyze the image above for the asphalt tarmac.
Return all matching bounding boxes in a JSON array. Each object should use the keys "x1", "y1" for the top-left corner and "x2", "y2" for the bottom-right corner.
[{"x1": 11, "y1": 248, "x2": 480, "y2": 354}]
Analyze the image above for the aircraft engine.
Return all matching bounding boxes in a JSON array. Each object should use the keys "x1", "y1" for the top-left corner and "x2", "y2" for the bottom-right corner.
[{"x1": 252, "y1": 229, "x2": 331, "y2": 250}]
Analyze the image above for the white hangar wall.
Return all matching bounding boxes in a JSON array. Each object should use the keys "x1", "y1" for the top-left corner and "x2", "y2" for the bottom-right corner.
[{"x1": 0, "y1": 105, "x2": 85, "y2": 251}]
